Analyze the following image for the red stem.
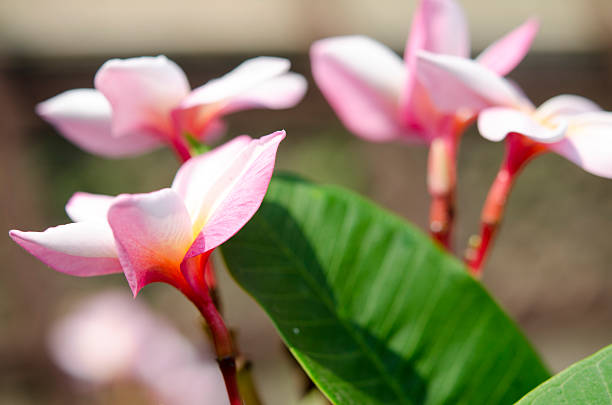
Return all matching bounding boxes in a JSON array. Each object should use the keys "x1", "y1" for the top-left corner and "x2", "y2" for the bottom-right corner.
[
  {"x1": 466, "y1": 134, "x2": 545, "y2": 276},
  {"x1": 177, "y1": 255, "x2": 242, "y2": 405},
  {"x1": 170, "y1": 135, "x2": 193, "y2": 163},
  {"x1": 430, "y1": 192, "x2": 455, "y2": 248},
  {"x1": 465, "y1": 169, "x2": 514, "y2": 276},
  {"x1": 185, "y1": 285, "x2": 242, "y2": 404}
]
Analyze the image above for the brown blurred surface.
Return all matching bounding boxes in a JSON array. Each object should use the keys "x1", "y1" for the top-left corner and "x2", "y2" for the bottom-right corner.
[{"x1": 1, "y1": 51, "x2": 612, "y2": 403}]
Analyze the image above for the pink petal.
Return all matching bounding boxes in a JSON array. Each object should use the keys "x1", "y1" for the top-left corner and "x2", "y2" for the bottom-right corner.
[
  {"x1": 94, "y1": 56, "x2": 190, "y2": 139},
  {"x1": 66, "y1": 192, "x2": 115, "y2": 222},
  {"x1": 9, "y1": 223, "x2": 121, "y2": 277},
  {"x1": 36, "y1": 89, "x2": 163, "y2": 157},
  {"x1": 181, "y1": 57, "x2": 292, "y2": 109},
  {"x1": 172, "y1": 131, "x2": 285, "y2": 251},
  {"x1": 401, "y1": 0, "x2": 470, "y2": 129},
  {"x1": 550, "y1": 112, "x2": 612, "y2": 178},
  {"x1": 177, "y1": 57, "x2": 305, "y2": 141},
  {"x1": 310, "y1": 36, "x2": 406, "y2": 142},
  {"x1": 49, "y1": 292, "x2": 145, "y2": 383},
  {"x1": 107, "y1": 188, "x2": 194, "y2": 296},
  {"x1": 172, "y1": 135, "x2": 253, "y2": 208},
  {"x1": 218, "y1": 72, "x2": 308, "y2": 114},
  {"x1": 535, "y1": 94, "x2": 602, "y2": 120},
  {"x1": 404, "y1": 0, "x2": 470, "y2": 62},
  {"x1": 416, "y1": 51, "x2": 528, "y2": 114},
  {"x1": 197, "y1": 118, "x2": 227, "y2": 143},
  {"x1": 478, "y1": 107, "x2": 567, "y2": 143},
  {"x1": 476, "y1": 18, "x2": 539, "y2": 76}
]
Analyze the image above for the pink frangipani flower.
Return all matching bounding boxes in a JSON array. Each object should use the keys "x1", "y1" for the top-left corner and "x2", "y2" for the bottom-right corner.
[
  {"x1": 310, "y1": 0, "x2": 538, "y2": 144},
  {"x1": 9, "y1": 131, "x2": 285, "y2": 298},
  {"x1": 416, "y1": 53, "x2": 612, "y2": 178},
  {"x1": 50, "y1": 290, "x2": 229, "y2": 405},
  {"x1": 417, "y1": 53, "x2": 612, "y2": 274},
  {"x1": 37, "y1": 56, "x2": 305, "y2": 159}
]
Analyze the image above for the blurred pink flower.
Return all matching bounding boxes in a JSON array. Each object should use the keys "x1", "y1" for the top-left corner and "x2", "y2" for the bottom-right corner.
[
  {"x1": 310, "y1": 0, "x2": 538, "y2": 143},
  {"x1": 49, "y1": 290, "x2": 229, "y2": 405},
  {"x1": 36, "y1": 56, "x2": 305, "y2": 158},
  {"x1": 10, "y1": 131, "x2": 285, "y2": 297},
  {"x1": 416, "y1": 53, "x2": 612, "y2": 178}
]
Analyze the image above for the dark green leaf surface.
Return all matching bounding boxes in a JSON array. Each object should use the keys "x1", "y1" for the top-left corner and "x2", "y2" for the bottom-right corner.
[
  {"x1": 516, "y1": 344, "x2": 612, "y2": 404},
  {"x1": 221, "y1": 175, "x2": 550, "y2": 404}
]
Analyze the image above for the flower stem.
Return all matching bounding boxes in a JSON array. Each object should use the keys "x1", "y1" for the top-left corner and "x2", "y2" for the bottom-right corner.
[
  {"x1": 184, "y1": 283, "x2": 242, "y2": 405},
  {"x1": 428, "y1": 132, "x2": 458, "y2": 250},
  {"x1": 170, "y1": 135, "x2": 193, "y2": 163},
  {"x1": 465, "y1": 168, "x2": 514, "y2": 276},
  {"x1": 465, "y1": 134, "x2": 544, "y2": 276}
]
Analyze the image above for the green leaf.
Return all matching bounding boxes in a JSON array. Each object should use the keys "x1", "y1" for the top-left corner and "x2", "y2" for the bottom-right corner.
[
  {"x1": 221, "y1": 175, "x2": 550, "y2": 405},
  {"x1": 516, "y1": 344, "x2": 612, "y2": 404}
]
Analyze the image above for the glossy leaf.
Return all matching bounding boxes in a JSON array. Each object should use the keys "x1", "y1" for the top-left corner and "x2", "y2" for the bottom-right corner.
[
  {"x1": 516, "y1": 344, "x2": 612, "y2": 404},
  {"x1": 222, "y1": 175, "x2": 550, "y2": 404}
]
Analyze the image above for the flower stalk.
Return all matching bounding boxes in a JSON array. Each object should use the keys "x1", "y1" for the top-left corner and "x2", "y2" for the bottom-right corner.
[
  {"x1": 427, "y1": 114, "x2": 472, "y2": 250},
  {"x1": 428, "y1": 136, "x2": 456, "y2": 249},
  {"x1": 466, "y1": 134, "x2": 545, "y2": 276},
  {"x1": 181, "y1": 258, "x2": 242, "y2": 405}
]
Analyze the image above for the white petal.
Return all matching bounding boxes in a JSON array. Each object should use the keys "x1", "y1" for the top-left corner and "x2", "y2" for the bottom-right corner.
[
  {"x1": 535, "y1": 95, "x2": 602, "y2": 121},
  {"x1": 478, "y1": 107, "x2": 567, "y2": 143},
  {"x1": 416, "y1": 51, "x2": 528, "y2": 114},
  {"x1": 66, "y1": 192, "x2": 115, "y2": 222},
  {"x1": 9, "y1": 222, "x2": 121, "y2": 276},
  {"x1": 37, "y1": 89, "x2": 162, "y2": 157},
  {"x1": 94, "y1": 55, "x2": 190, "y2": 138},
  {"x1": 550, "y1": 112, "x2": 612, "y2": 178},
  {"x1": 181, "y1": 57, "x2": 291, "y2": 108}
]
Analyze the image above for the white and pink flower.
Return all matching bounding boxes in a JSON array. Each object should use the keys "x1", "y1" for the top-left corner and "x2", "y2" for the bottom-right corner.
[{"x1": 37, "y1": 56, "x2": 305, "y2": 158}]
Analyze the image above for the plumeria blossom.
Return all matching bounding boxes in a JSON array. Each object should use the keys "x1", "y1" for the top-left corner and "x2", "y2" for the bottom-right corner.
[
  {"x1": 9, "y1": 131, "x2": 285, "y2": 298},
  {"x1": 416, "y1": 53, "x2": 612, "y2": 178},
  {"x1": 37, "y1": 56, "x2": 305, "y2": 158},
  {"x1": 49, "y1": 291, "x2": 229, "y2": 405},
  {"x1": 310, "y1": 0, "x2": 538, "y2": 144}
]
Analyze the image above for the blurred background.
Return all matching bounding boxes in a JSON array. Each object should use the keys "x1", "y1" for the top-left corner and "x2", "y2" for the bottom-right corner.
[{"x1": 1, "y1": 0, "x2": 612, "y2": 403}]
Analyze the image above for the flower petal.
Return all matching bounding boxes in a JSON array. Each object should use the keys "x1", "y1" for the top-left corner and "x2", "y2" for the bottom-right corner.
[
  {"x1": 478, "y1": 107, "x2": 567, "y2": 143},
  {"x1": 218, "y1": 72, "x2": 307, "y2": 114},
  {"x1": 172, "y1": 131, "x2": 284, "y2": 250},
  {"x1": 310, "y1": 36, "x2": 406, "y2": 142},
  {"x1": 36, "y1": 89, "x2": 163, "y2": 157},
  {"x1": 94, "y1": 56, "x2": 190, "y2": 139},
  {"x1": 476, "y1": 18, "x2": 539, "y2": 76},
  {"x1": 178, "y1": 58, "x2": 306, "y2": 140},
  {"x1": 181, "y1": 57, "x2": 292, "y2": 109},
  {"x1": 535, "y1": 95, "x2": 602, "y2": 121},
  {"x1": 416, "y1": 51, "x2": 528, "y2": 114},
  {"x1": 401, "y1": 0, "x2": 470, "y2": 130},
  {"x1": 9, "y1": 223, "x2": 121, "y2": 276},
  {"x1": 405, "y1": 0, "x2": 470, "y2": 62},
  {"x1": 66, "y1": 192, "x2": 115, "y2": 222},
  {"x1": 107, "y1": 188, "x2": 194, "y2": 296},
  {"x1": 550, "y1": 112, "x2": 612, "y2": 178},
  {"x1": 172, "y1": 135, "x2": 253, "y2": 210}
]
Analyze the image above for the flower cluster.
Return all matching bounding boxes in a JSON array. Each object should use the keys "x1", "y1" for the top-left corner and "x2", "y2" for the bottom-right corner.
[
  {"x1": 310, "y1": 0, "x2": 612, "y2": 272},
  {"x1": 13, "y1": 56, "x2": 299, "y2": 404},
  {"x1": 8, "y1": 0, "x2": 612, "y2": 403}
]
